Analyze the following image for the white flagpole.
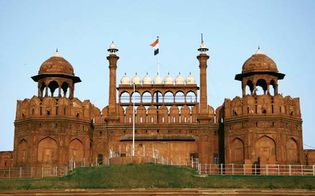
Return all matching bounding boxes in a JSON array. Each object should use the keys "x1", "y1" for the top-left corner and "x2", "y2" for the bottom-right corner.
[
  {"x1": 157, "y1": 36, "x2": 160, "y2": 74},
  {"x1": 157, "y1": 50, "x2": 160, "y2": 74},
  {"x1": 132, "y1": 82, "x2": 135, "y2": 157}
]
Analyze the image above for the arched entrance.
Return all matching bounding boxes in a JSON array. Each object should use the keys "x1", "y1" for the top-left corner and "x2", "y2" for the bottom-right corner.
[
  {"x1": 255, "y1": 136, "x2": 276, "y2": 164},
  {"x1": 17, "y1": 139, "x2": 28, "y2": 163},
  {"x1": 230, "y1": 138, "x2": 244, "y2": 164},
  {"x1": 37, "y1": 137, "x2": 58, "y2": 164},
  {"x1": 69, "y1": 139, "x2": 84, "y2": 165},
  {"x1": 287, "y1": 138, "x2": 299, "y2": 163}
]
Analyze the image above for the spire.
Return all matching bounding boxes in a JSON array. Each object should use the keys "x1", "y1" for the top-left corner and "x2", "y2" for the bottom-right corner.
[
  {"x1": 255, "y1": 45, "x2": 264, "y2": 55},
  {"x1": 108, "y1": 41, "x2": 119, "y2": 54},
  {"x1": 198, "y1": 33, "x2": 209, "y2": 54},
  {"x1": 53, "y1": 48, "x2": 61, "y2": 57},
  {"x1": 201, "y1": 33, "x2": 204, "y2": 44}
]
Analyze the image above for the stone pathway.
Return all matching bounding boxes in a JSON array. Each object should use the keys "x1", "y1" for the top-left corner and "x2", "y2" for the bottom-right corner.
[{"x1": 1, "y1": 188, "x2": 315, "y2": 195}]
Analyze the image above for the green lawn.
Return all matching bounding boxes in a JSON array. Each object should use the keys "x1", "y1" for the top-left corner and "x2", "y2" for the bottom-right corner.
[{"x1": 0, "y1": 164, "x2": 315, "y2": 190}]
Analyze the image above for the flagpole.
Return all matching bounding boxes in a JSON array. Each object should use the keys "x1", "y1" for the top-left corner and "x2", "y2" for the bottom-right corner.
[
  {"x1": 156, "y1": 35, "x2": 160, "y2": 74},
  {"x1": 157, "y1": 52, "x2": 160, "y2": 74},
  {"x1": 150, "y1": 36, "x2": 160, "y2": 74},
  {"x1": 132, "y1": 82, "x2": 135, "y2": 157}
]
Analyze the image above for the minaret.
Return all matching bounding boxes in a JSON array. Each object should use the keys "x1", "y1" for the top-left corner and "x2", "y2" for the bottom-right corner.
[
  {"x1": 197, "y1": 34, "x2": 209, "y2": 117},
  {"x1": 107, "y1": 42, "x2": 119, "y2": 117}
]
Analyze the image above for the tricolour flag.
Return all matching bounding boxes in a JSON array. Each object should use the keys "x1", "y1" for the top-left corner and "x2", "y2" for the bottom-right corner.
[{"x1": 150, "y1": 36, "x2": 159, "y2": 55}]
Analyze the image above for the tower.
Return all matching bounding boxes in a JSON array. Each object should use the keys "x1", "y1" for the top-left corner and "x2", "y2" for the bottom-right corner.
[
  {"x1": 222, "y1": 49, "x2": 303, "y2": 165},
  {"x1": 14, "y1": 51, "x2": 99, "y2": 172},
  {"x1": 197, "y1": 35, "x2": 210, "y2": 123},
  {"x1": 31, "y1": 50, "x2": 81, "y2": 99},
  {"x1": 235, "y1": 48, "x2": 285, "y2": 97},
  {"x1": 105, "y1": 42, "x2": 119, "y2": 123}
]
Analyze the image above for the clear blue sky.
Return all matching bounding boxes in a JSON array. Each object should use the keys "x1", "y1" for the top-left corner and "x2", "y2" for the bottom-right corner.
[{"x1": 0, "y1": 0, "x2": 314, "y2": 150}]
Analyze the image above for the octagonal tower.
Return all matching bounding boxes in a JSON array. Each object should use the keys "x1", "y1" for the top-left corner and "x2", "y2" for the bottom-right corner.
[
  {"x1": 14, "y1": 51, "x2": 100, "y2": 172},
  {"x1": 220, "y1": 49, "x2": 303, "y2": 166}
]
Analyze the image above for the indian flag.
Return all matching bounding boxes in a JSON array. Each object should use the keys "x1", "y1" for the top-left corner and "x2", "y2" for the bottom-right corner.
[{"x1": 150, "y1": 36, "x2": 159, "y2": 55}]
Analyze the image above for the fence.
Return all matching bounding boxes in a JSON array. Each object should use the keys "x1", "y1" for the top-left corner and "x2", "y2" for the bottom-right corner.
[
  {"x1": 0, "y1": 166, "x2": 69, "y2": 179},
  {"x1": 1, "y1": 161, "x2": 314, "y2": 179},
  {"x1": 196, "y1": 163, "x2": 315, "y2": 176}
]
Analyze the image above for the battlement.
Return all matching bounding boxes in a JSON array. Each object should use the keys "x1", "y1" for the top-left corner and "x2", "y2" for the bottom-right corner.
[
  {"x1": 223, "y1": 94, "x2": 301, "y2": 119},
  {"x1": 15, "y1": 96, "x2": 101, "y2": 123},
  {"x1": 101, "y1": 104, "x2": 215, "y2": 124}
]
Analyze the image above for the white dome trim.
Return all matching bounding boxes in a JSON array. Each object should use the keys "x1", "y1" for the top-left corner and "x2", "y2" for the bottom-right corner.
[
  {"x1": 142, "y1": 72, "x2": 152, "y2": 85},
  {"x1": 164, "y1": 72, "x2": 174, "y2": 85},
  {"x1": 120, "y1": 73, "x2": 130, "y2": 84},
  {"x1": 186, "y1": 72, "x2": 195, "y2": 84},
  {"x1": 132, "y1": 72, "x2": 141, "y2": 84},
  {"x1": 153, "y1": 73, "x2": 162, "y2": 84},
  {"x1": 175, "y1": 72, "x2": 185, "y2": 84}
]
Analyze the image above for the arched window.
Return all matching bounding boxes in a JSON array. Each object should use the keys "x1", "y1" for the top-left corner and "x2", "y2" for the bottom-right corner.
[
  {"x1": 175, "y1": 91, "x2": 185, "y2": 103},
  {"x1": 256, "y1": 79, "x2": 267, "y2": 95},
  {"x1": 153, "y1": 91, "x2": 163, "y2": 103},
  {"x1": 142, "y1": 91, "x2": 151, "y2": 104},
  {"x1": 120, "y1": 92, "x2": 130, "y2": 104},
  {"x1": 131, "y1": 92, "x2": 141, "y2": 103},
  {"x1": 164, "y1": 91, "x2": 174, "y2": 103},
  {"x1": 48, "y1": 81, "x2": 59, "y2": 97},
  {"x1": 61, "y1": 82, "x2": 69, "y2": 97},
  {"x1": 186, "y1": 91, "x2": 197, "y2": 103},
  {"x1": 246, "y1": 80, "x2": 254, "y2": 95},
  {"x1": 40, "y1": 82, "x2": 46, "y2": 97},
  {"x1": 269, "y1": 80, "x2": 276, "y2": 96}
]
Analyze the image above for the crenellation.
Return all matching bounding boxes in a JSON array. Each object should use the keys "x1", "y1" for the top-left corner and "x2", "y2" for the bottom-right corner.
[
  {"x1": 224, "y1": 94, "x2": 301, "y2": 119},
  {"x1": 15, "y1": 96, "x2": 100, "y2": 122}
]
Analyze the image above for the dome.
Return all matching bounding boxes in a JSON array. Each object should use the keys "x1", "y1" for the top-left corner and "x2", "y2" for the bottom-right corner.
[
  {"x1": 186, "y1": 72, "x2": 195, "y2": 84},
  {"x1": 108, "y1": 41, "x2": 118, "y2": 54},
  {"x1": 175, "y1": 72, "x2": 185, "y2": 84},
  {"x1": 142, "y1": 72, "x2": 152, "y2": 84},
  {"x1": 164, "y1": 73, "x2": 174, "y2": 85},
  {"x1": 109, "y1": 41, "x2": 117, "y2": 50},
  {"x1": 242, "y1": 50, "x2": 278, "y2": 74},
  {"x1": 153, "y1": 73, "x2": 162, "y2": 84},
  {"x1": 39, "y1": 53, "x2": 74, "y2": 75},
  {"x1": 120, "y1": 73, "x2": 130, "y2": 84},
  {"x1": 132, "y1": 73, "x2": 141, "y2": 84}
]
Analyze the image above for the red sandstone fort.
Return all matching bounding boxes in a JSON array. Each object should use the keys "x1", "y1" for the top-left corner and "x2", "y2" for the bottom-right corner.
[{"x1": 1, "y1": 40, "x2": 314, "y2": 172}]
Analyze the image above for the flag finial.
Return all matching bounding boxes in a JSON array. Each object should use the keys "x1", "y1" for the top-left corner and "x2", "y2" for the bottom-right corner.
[
  {"x1": 255, "y1": 46, "x2": 264, "y2": 55},
  {"x1": 201, "y1": 33, "x2": 204, "y2": 44},
  {"x1": 198, "y1": 33, "x2": 208, "y2": 54},
  {"x1": 108, "y1": 41, "x2": 118, "y2": 54},
  {"x1": 53, "y1": 48, "x2": 61, "y2": 57}
]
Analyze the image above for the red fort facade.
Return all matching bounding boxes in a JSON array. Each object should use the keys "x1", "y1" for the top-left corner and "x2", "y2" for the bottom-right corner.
[{"x1": 1, "y1": 40, "x2": 315, "y2": 170}]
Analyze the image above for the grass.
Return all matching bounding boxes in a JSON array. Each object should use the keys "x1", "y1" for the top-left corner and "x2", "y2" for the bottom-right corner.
[{"x1": 0, "y1": 163, "x2": 315, "y2": 190}]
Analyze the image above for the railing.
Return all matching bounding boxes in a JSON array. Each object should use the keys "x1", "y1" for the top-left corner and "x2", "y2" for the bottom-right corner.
[
  {"x1": 120, "y1": 95, "x2": 197, "y2": 104},
  {"x1": 0, "y1": 166, "x2": 69, "y2": 179},
  {"x1": 196, "y1": 163, "x2": 315, "y2": 176},
  {"x1": 1, "y1": 161, "x2": 314, "y2": 179}
]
